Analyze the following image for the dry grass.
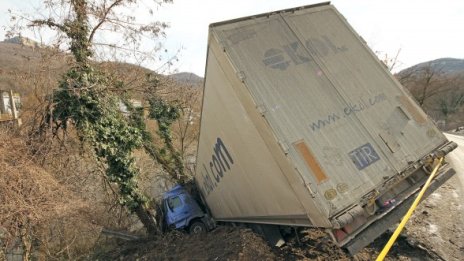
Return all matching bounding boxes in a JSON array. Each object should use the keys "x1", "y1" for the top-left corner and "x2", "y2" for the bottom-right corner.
[
  {"x1": 0, "y1": 127, "x2": 101, "y2": 259},
  {"x1": 0, "y1": 128, "x2": 72, "y2": 238}
]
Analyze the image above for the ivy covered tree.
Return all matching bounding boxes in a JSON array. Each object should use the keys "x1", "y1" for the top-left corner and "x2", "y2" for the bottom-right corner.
[
  {"x1": 22, "y1": 0, "x2": 179, "y2": 235},
  {"x1": 147, "y1": 96, "x2": 186, "y2": 181},
  {"x1": 125, "y1": 83, "x2": 189, "y2": 184}
]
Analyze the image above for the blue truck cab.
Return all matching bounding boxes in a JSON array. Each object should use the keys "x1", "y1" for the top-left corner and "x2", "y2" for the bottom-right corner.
[{"x1": 163, "y1": 185, "x2": 215, "y2": 234}]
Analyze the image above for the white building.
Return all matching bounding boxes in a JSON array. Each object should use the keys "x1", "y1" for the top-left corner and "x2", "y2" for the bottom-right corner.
[{"x1": 0, "y1": 90, "x2": 21, "y2": 126}]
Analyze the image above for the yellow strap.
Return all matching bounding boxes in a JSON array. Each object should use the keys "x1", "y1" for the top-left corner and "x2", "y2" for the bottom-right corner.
[{"x1": 376, "y1": 157, "x2": 444, "y2": 261}]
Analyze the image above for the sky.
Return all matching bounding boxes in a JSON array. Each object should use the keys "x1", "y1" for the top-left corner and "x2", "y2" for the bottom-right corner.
[{"x1": 1, "y1": 0, "x2": 463, "y2": 76}]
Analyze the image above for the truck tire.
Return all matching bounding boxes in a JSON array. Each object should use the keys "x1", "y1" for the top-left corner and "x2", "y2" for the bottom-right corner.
[{"x1": 189, "y1": 221, "x2": 206, "y2": 235}]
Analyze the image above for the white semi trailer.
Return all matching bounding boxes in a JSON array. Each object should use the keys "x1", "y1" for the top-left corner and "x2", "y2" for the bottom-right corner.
[{"x1": 193, "y1": 2, "x2": 457, "y2": 253}]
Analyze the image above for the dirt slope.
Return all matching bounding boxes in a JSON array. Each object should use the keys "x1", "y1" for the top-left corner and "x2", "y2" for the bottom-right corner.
[
  {"x1": 99, "y1": 225, "x2": 441, "y2": 260},
  {"x1": 94, "y1": 227, "x2": 276, "y2": 261}
]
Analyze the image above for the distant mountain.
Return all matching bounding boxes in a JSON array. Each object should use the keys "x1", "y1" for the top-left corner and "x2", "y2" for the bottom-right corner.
[
  {"x1": 4, "y1": 36, "x2": 43, "y2": 49},
  {"x1": 0, "y1": 38, "x2": 203, "y2": 95},
  {"x1": 399, "y1": 58, "x2": 464, "y2": 76},
  {"x1": 0, "y1": 39, "x2": 68, "y2": 93},
  {"x1": 0, "y1": 40, "x2": 44, "y2": 70},
  {"x1": 169, "y1": 72, "x2": 203, "y2": 86}
]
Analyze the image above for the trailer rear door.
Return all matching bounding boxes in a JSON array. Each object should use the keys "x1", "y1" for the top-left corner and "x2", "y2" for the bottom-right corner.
[
  {"x1": 211, "y1": 5, "x2": 447, "y2": 216},
  {"x1": 282, "y1": 6, "x2": 446, "y2": 172}
]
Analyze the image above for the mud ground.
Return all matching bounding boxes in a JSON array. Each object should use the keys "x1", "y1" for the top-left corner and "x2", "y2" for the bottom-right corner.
[{"x1": 97, "y1": 225, "x2": 444, "y2": 261}]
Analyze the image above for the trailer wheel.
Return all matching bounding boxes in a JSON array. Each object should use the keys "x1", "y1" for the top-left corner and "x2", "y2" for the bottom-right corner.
[{"x1": 189, "y1": 221, "x2": 206, "y2": 235}]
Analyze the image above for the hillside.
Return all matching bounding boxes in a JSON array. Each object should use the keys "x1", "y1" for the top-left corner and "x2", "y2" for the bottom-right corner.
[
  {"x1": 0, "y1": 38, "x2": 204, "y2": 260},
  {"x1": 400, "y1": 58, "x2": 464, "y2": 76},
  {"x1": 0, "y1": 39, "x2": 201, "y2": 94},
  {"x1": 0, "y1": 41, "x2": 65, "y2": 92},
  {"x1": 170, "y1": 72, "x2": 203, "y2": 86},
  {"x1": 396, "y1": 58, "x2": 464, "y2": 130}
]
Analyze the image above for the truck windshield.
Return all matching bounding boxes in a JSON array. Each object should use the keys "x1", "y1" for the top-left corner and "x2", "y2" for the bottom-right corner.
[{"x1": 167, "y1": 196, "x2": 182, "y2": 210}]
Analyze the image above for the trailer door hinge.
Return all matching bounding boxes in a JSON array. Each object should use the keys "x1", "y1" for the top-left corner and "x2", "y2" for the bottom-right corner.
[
  {"x1": 257, "y1": 104, "x2": 267, "y2": 116},
  {"x1": 294, "y1": 167, "x2": 317, "y2": 198},
  {"x1": 305, "y1": 182, "x2": 317, "y2": 198},
  {"x1": 219, "y1": 40, "x2": 228, "y2": 52},
  {"x1": 278, "y1": 140, "x2": 289, "y2": 154},
  {"x1": 236, "y1": 71, "x2": 246, "y2": 82}
]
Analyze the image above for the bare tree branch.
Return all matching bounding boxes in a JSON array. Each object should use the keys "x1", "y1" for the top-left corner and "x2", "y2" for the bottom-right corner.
[
  {"x1": 30, "y1": 18, "x2": 68, "y2": 33},
  {"x1": 88, "y1": 0, "x2": 124, "y2": 43}
]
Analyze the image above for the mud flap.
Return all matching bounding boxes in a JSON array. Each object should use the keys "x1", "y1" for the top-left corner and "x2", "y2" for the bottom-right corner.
[
  {"x1": 343, "y1": 166, "x2": 455, "y2": 254},
  {"x1": 201, "y1": 214, "x2": 216, "y2": 231}
]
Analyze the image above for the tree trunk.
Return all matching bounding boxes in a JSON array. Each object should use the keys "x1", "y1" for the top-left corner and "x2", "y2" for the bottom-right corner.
[
  {"x1": 134, "y1": 204, "x2": 158, "y2": 237},
  {"x1": 154, "y1": 202, "x2": 166, "y2": 233}
]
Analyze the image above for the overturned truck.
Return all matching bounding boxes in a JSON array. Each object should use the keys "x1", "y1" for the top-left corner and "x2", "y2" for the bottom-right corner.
[{"x1": 194, "y1": 2, "x2": 457, "y2": 253}]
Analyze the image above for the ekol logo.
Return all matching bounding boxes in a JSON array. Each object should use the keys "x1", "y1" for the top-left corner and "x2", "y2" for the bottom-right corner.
[
  {"x1": 262, "y1": 48, "x2": 290, "y2": 70},
  {"x1": 262, "y1": 36, "x2": 348, "y2": 70}
]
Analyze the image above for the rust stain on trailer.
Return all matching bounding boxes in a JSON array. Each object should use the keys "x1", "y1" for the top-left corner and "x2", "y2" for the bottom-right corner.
[{"x1": 294, "y1": 140, "x2": 328, "y2": 184}]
